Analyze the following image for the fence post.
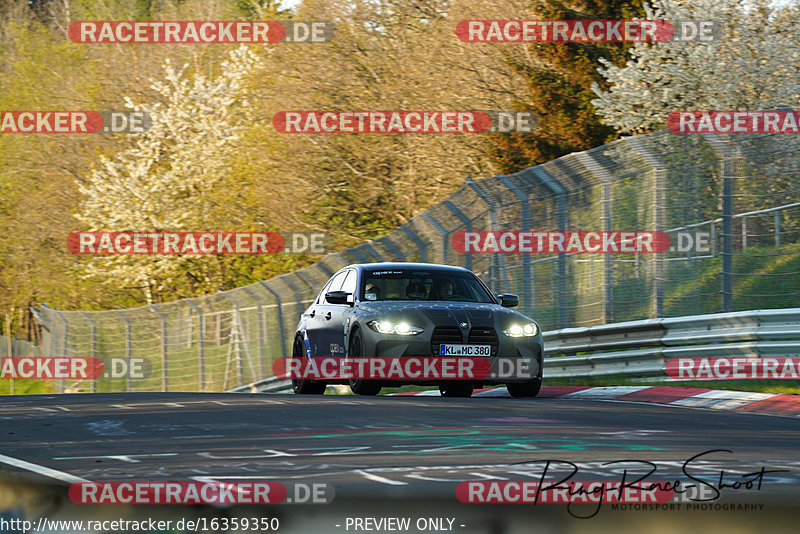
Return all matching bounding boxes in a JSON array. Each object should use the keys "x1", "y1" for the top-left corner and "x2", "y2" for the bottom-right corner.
[
  {"x1": 56, "y1": 309, "x2": 68, "y2": 393},
  {"x1": 421, "y1": 213, "x2": 449, "y2": 265},
  {"x1": 4, "y1": 314, "x2": 13, "y2": 395},
  {"x1": 498, "y1": 175, "x2": 533, "y2": 312},
  {"x1": 279, "y1": 275, "x2": 306, "y2": 336},
  {"x1": 627, "y1": 137, "x2": 666, "y2": 318},
  {"x1": 375, "y1": 236, "x2": 404, "y2": 261},
  {"x1": 580, "y1": 155, "x2": 614, "y2": 324},
  {"x1": 114, "y1": 310, "x2": 132, "y2": 392},
  {"x1": 722, "y1": 165, "x2": 734, "y2": 311},
  {"x1": 150, "y1": 305, "x2": 168, "y2": 391},
  {"x1": 185, "y1": 300, "x2": 204, "y2": 392},
  {"x1": 653, "y1": 167, "x2": 666, "y2": 317},
  {"x1": 443, "y1": 200, "x2": 474, "y2": 271},
  {"x1": 260, "y1": 281, "x2": 287, "y2": 360},
  {"x1": 79, "y1": 312, "x2": 97, "y2": 393},
  {"x1": 775, "y1": 211, "x2": 781, "y2": 246},
  {"x1": 705, "y1": 135, "x2": 737, "y2": 312},
  {"x1": 467, "y1": 177, "x2": 511, "y2": 292},
  {"x1": 241, "y1": 286, "x2": 264, "y2": 381},
  {"x1": 221, "y1": 292, "x2": 253, "y2": 386},
  {"x1": 742, "y1": 216, "x2": 748, "y2": 249},
  {"x1": 532, "y1": 167, "x2": 568, "y2": 328},
  {"x1": 399, "y1": 225, "x2": 429, "y2": 263}
]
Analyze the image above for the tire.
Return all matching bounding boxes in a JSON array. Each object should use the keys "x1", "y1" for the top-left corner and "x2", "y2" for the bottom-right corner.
[
  {"x1": 348, "y1": 329, "x2": 382, "y2": 396},
  {"x1": 507, "y1": 377, "x2": 542, "y2": 398},
  {"x1": 439, "y1": 382, "x2": 473, "y2": 398},
  {"x1": 291, "y1": 335, "x2": 326, "y2": 395}
]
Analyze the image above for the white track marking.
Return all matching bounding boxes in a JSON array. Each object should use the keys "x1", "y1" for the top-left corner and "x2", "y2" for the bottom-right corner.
[
  {"x1": 671, "y1": 390, "x2": 778, "y2": 409},
  {"x1": 562, "y1": 386, "x2": 650, "y2": 398},
  {"x1": 355, "y1": 469, "x2": 408, "y2": 485},
  {"x1": 0, "y1": 452, "x2": 89, "y2": 483}
]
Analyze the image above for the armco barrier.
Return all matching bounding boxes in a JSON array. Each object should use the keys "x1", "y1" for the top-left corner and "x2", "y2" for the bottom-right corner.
[
  {"x1": 543, "y1": 308, "x2": 800, "y2": 379},
  {"x1": 228, "y1": 308, "x2": 800, "y2": 392}
]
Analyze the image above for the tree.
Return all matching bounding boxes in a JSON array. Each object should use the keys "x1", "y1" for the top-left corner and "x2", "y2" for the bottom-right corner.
[
  {"x1": 591, "y1": 0, "x2": 800, "y2": 134},
  {"x1": 484, "y1": 0, "x2": 645, "y2": 172},
  {"x1": 243, "y1": 0, "x2": 534, "y2": 245},
  {"x1": 75, "y1": 46, "x2": 260, "y2": 303}
]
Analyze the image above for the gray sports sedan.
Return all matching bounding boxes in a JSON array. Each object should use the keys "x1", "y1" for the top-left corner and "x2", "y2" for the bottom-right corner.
[{"x1": 291, "y1": 262, "x2": 543, "y2": 397}]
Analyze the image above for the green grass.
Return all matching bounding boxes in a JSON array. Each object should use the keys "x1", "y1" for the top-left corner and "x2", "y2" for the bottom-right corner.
[
  {"x1": 0, "y1": 380, "x2": 53, "y2": 395},
  {"x1": 663, "y1": 242, "x2": 800, "y2": 316}
]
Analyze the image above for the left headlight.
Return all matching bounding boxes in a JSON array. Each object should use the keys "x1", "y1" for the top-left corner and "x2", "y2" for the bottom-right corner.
[
  {"x1": 503, "y1": 322, "x2": 538, "y2": 337},
  {"x1": 367, "y1": 320, "x2": 424, "y2": 336}
]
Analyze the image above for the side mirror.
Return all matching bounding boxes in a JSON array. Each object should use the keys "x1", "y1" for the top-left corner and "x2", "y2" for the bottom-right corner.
[
  {"x1": 326, "y1": 291, "x2": 352, "y2": 305},
  {"x1": 497, "y1": 293, "x2": 519, "y2": 308}
]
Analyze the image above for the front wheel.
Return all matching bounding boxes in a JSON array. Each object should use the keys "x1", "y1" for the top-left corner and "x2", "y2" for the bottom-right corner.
[
  {"x1": 506, "y1": 378, "x2": 541, "y2": 398},
  {"x1": 348, "y1": 329, "x2": 382, "y2": 396},
  {"x1": 291, "y1": 335, "x2": 326, "y2": 395}
]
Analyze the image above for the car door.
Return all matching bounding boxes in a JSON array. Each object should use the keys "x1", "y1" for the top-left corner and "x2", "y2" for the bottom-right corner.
[
  {"x1": 319, "y1": 269, "x2": 356, "y2": 357},
  {"x1": 304, "y1": 271, "x2": 347, "y2": 357}
]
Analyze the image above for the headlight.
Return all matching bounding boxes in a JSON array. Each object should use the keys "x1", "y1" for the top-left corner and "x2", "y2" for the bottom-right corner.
[
  {"x1": 367, "y1": 320, "x2": 424, "y2": 335},
  {"x1": 503, "y1": 322, "x2": 538, "y2": 337}
]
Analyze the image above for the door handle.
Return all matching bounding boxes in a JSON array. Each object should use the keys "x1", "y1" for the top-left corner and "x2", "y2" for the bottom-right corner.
[
  {"x1": 309, "y1": 310, "x2": 315, "y2": 318},
  {"x1": 325, "y1": 312, "x2": 332, "y2": 320}
]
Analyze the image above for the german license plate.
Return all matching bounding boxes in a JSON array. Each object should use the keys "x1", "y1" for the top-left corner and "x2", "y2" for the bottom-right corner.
[{"x1": 439, "y1": 344, "x2": 491, "y2": 356}]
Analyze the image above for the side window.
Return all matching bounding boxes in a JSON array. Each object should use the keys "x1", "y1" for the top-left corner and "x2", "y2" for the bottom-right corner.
[
  {"x1": 316, "y1": 279, "x2": 333, "y2": 304},
  {"x1": 340, "y1": 270, "x2": 357, "y2": 303},
  {"x1": 321, "y1": 271, "x2": 348, "y2": 304}
]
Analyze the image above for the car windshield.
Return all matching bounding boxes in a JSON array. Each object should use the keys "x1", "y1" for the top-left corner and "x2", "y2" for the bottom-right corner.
[{"x1": 361, "y1": 269, "x2": 495, "y2": 303}]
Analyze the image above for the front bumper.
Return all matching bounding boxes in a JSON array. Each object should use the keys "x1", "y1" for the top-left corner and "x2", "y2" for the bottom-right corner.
[{"x1": 356, "y1": 326, "x2": 542, "y2": 386}]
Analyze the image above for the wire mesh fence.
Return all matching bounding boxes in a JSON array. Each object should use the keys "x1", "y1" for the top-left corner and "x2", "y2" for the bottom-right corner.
[
  {"x1": 31, "y1": 129, "x2": 800, "y2": 392},
  {"x1": 0, "y1": 336, "x2": 39, "y2": 359}
]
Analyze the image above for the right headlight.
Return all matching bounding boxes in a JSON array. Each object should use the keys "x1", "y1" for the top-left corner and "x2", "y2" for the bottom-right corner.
[{"x1": 503, "y1": 322, "x2": 538, "y2": 337}]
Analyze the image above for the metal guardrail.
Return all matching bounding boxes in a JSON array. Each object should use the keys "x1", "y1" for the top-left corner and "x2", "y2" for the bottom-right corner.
[
  {"x1": 543, "y1": 308, "x2": 800, "y2": 378},
  {"x1": 227, "y1": 375, "x2": 292, "y2": 394},
  {"x1": 228, "y1": 308, "x2": 800, "y2": 393}
]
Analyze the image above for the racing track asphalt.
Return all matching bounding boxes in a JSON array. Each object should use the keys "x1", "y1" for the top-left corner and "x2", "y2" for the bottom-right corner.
[{"x1": 1, "y1": 392, "x2": 799, "y2": 503}]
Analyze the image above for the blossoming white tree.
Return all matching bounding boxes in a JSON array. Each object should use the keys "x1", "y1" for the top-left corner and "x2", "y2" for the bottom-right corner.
[
  {"x1": 75, "y1": 46, "x2": 259, "y2": 302},
  {"x1": 591, "y1": 0, "x2": 800, "y2": 134}
]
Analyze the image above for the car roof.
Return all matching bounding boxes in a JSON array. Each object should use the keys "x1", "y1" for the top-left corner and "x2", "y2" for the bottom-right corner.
[{"x1": 342, "y1": 262, "x2": 473, "y2": 273}]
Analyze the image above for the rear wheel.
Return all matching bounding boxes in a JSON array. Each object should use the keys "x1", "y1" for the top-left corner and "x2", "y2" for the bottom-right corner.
[
  {"x1": 348, "y1": 329, "x2": 382, "y2": 396},
  {"x1": 439, "y1": 382, "x2": 474, "y2": 397},
  {"x1": 291, "y1": 335, "x2": 326, "y2": 395}
]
